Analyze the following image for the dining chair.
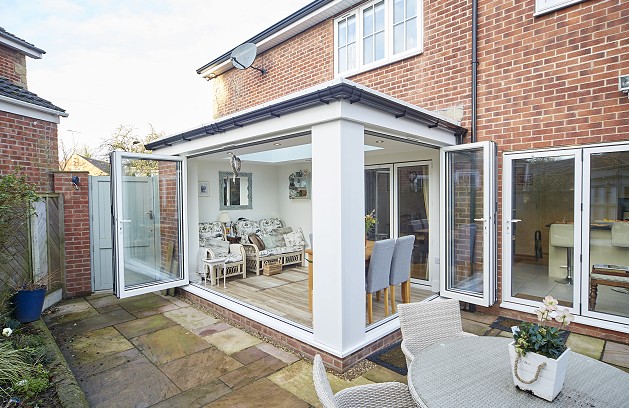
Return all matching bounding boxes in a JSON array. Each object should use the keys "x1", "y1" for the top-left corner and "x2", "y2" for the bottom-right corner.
[
  {"x1": 365, "y1": 238, "x2": 396, "y2": 324},
  {"x1": 312, "y1": 354, "x2": 416, "y2": 408},
  {"x1": 397, "y1": 298, "x2": 475, "y2": 367},
  {"x1": 389, "y1": 235, "x2": 415, "y2": 313}
]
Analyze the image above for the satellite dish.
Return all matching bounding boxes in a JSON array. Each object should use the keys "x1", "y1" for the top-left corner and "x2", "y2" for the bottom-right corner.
[{"x1": 230, "y1": 43, "x2": 266, "y2": 75}]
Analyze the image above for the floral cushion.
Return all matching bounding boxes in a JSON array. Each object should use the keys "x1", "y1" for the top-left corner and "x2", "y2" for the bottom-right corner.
[
  {"x1": 259, "y1": 247, "x2": 287, "y2": 257},
  {"x1": 207, "y1": 239, "x2": 229, "y2": 258},
  {"x1": 226, "y1": 253, "x2": 243, "y2": 263},
  {"x1": 283, "y1": 227, "x2": 306, "y2": 249},
  {"x1": 261, "y1": 232, "x2": 286, "y2": 249},
  {"x1": 199, "y1": 222, "x2": 224, "y2": 245},
  {"x1": 259, "y1": 218, "x2": 283, "y2": 234},
  {"x1": 234, "y1": 220, "x2": 261, "y2": 241}
]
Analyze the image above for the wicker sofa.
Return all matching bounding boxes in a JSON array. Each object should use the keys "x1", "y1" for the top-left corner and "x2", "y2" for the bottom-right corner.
[
  {"x1": 197, "y1": 221, "x2": 246, "y2": 285},
  {"x1": 233, "y1": 218, "x2": 306, "y2": 274}
]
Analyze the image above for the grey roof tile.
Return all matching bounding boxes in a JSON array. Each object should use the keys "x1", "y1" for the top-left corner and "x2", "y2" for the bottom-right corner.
[
  {"x1": 0, "y1": 27, "x2": 45, "y2": 55},
  {"x1": 0, "y1": 76, "x2": 66, "y2": 113}
]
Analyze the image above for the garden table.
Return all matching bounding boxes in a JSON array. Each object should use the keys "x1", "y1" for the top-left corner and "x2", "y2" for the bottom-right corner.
[{"x1": 408, "y1": 336, "x2": 629, "y2": 407}]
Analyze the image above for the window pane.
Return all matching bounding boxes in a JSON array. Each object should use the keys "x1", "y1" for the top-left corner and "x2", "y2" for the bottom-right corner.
[
  {"x1": 394, "y1": 0, "x2": 404, "y2": 24},
  {"x1": 338, "y1": 20, "x2": 347, "y2": 47},
  {"x1": 393, "y1": 23, "x2": 404, "y2": 54},
  {"x1": 375, "y1": 1, "x2": 385, "y2": 31},
  {"x1": 406, "y1": 0, "x2": 417, "y2": 18},
  {"x1": 364, "y1": 7, "x2": 374, "y2": 36},
  {"x1": 347, "y1": 15, "x2": 356, "y2": 43},
  {"x1": 587, "y1": 151, "x2": 629, "y2": 319},
  {"x1": 347, "y1": 42, "x2": 356, "y2": 70},
  {"x1": 406, "y1": 17, "x2": 417, "y2": 50},
  {"x1": 363, "y1": 36, "x2": 374, "y2": 64},
  {"x1": 375, "y1": 31, "x2": 385, "y2": 60},
  {"x1": 510, "y1": 156, "x2": 575, "y2": 307},
  {"x1": 338, "y1": 46, "x2": 347, "y2": 72}
]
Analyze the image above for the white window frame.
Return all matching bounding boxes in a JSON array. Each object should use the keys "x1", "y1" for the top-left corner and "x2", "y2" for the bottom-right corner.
[
  {"x1": 535, "y1": 0, "x2": 587, "y2": 16},
  {"x1": 334, "y1": 0, "x2": 423, "y2": 77}
]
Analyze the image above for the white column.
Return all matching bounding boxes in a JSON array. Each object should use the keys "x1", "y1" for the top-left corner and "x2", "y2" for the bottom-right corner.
[{"x1": 311, "y1": 119, "x2": 365, "y2": 352}]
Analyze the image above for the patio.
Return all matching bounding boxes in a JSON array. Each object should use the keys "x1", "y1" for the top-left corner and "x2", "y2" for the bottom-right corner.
[{"x1": 44, "y1": 291, "x2": 629, "y2": 407}]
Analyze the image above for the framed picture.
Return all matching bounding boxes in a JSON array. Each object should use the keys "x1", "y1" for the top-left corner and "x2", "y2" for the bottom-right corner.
[{"x1": 198, "y1": 181, "x2": 209, "y2": 197}]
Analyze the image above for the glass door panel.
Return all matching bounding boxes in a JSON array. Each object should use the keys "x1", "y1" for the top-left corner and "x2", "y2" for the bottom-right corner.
[
  {"x1": 365, "y1": 166, "x2": 391, "y2": 240},
  {"x1": 441, "y1": 141, "x2": 496, "y2": 306},
  {"x1": 397, "y1": 164, "x2": 430, "y2": 281},
  {"x1": 112, "y1": 152, "x2": 188, "y2": 298},
  {"x1": 583, "y1": 147, "x2": 629, "y2": 322}
]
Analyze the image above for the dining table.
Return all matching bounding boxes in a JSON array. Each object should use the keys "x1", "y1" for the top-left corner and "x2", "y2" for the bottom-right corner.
[
  {"x1": 407, "y1": 336, "x2": 629, "y2": 407},
  {"x1": 306, "y1": 241, "x2": 374, "y2": 311}
]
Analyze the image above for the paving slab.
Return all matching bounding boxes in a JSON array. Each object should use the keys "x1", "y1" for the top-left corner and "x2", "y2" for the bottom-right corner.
[
  {"x1": 115, "y1": 314, "x2": 177, "y2": 339},
  {"x1": 268, "y1": 360, "x2": 322, "y2": 407},
  {"x1": 255, "y1": 342, "x2": 300, "y2": 364},
  {"x1": 150, "y1": 379, "x2": 231, "y2": 408},
  {"x1": 462, "y1": 319, "x2": 493, "y2": 336},
  {"x1": 204, "y1": 327, "x2": 262, "y2": 355},
  {"x1": 94, "y1": 303, "x2": 123, "y2": 314},
  {"x1": 362, "y1": 364, "x2": 407, "y2": 384},
  {"x1": 43, "y1": 299, "x2": 99, "y2": 327},
  {"x1": 131, "y1": 302, "x2": 181, "y2": 318},
  {"x1": 164, "y1": 307, "x2": 220, "y2": 332},
  {"x1": 85, "y1": 294, "x2": 121, "y2": 309},
  {"x1": 120, "y1": 295, "x2": 178, "y2": 316},
  {"x1": 461, "y1": 311, "x2": 497, "y2": 325},
  {"x1": 197, "y1": 322, "x2": 233, "y2": 337},
  {"x1": 208, "y1": 378, "x2": 310, "y2": 408},
  {"x1": 565, "y1": 333, "x2": 605, "y2": 360},
  {"x1": 602, "y1": 341, "x2": 629, "y2": 369},
  {"x1": 132, "y1": 325, "x2": 210, "y2": 366},
  {"x1": 53, "y1": 308, "x2": 136, "y2": 338},
  {"x1": 73, "y1": 348, "x2": 144, "y2": 380},
  {"x1": 159, "y1": 347, "x2": 243, "y2": 391},
  {"x1": 81, "y1": 349, "x2": 180, "y2": 408},
  {"x1": 219, "y1": 354, "x2": 287, "y2": 390},
  {"x1": 64, "y1": 326, "x2": 134, "y2": 365},
  {"x1": 232, "y1": 345, "x2": 269, "y2": 365}
]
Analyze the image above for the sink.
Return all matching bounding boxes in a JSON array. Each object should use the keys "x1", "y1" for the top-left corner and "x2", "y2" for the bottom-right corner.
[
  {"x1": 550, "y1": 224, "x2": 574, "y2": 247},
  {"x1": 611, "y1": 222, "x2": 629, "y2": 247}
]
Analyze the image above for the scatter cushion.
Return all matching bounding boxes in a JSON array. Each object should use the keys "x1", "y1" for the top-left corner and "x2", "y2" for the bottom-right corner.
[
  {"x1": 283, "y1": 227, "x2": 306, "y2": 249},
  {"x1": 235, "y1": 220, "x2": 261, "y2": 242},
  {"x1": 248, "y1": 233, "x2": 265, "y2": 250},
  {"x1": 261, "y1": 232, "x2": 286, "y2": 249},
  {"x1": 259, "y1": 218, "x2": 283, "y2": 234},
  {"x1": 226, "y1": 253, "x2": 243, "y2": 263},
  {"x1": 274, "y1": 226, "x2": 293, "y2": 235},
  {"x1": 207, "y1": 239, "x2": 229, "y2": 258}
]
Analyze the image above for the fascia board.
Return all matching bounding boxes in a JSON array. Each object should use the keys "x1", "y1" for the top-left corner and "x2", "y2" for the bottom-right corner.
[
  {"x1": 0, "y1": 36, "x2": 44, "y2": 59},
  {"x1": 0, "y1": 97, "x2": 67, "y2": 123}
]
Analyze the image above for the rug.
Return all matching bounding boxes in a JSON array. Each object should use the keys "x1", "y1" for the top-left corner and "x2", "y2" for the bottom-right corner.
[{"x1": 366, "y1": 341, "x2": 407, "y2": 376}]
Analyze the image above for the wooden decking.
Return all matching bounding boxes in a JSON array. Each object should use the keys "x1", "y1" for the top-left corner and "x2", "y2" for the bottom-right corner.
[{"x1": 201, "y1": 265, "x2": 434, "y2": 328}]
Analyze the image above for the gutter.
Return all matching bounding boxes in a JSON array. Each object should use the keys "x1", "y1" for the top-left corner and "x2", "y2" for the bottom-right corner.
[
  {"x1": 0, "y1": 94, "x2": 68, "y2": 117},
  {"x1": 146, "y1": 82, "x2": 467, "y2": 150}
]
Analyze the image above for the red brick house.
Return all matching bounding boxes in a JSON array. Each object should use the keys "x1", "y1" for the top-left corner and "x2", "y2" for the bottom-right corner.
[
  {"x1": 108, "y1": 0, "x2": 628, "y2": 370},
  {"x1": 0, "y1": 27, "x2": 91, "y2": 301}
]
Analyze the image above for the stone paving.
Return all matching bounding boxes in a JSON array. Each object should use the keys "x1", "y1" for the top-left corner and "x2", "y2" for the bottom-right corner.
[{"x1": 44, "y1": 292, "x2": 629, "y2": 407}]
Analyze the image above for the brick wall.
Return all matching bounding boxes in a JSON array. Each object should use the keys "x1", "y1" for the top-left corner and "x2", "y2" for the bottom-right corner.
[
  {"x1": 0, "y1": 44, "x2": 27, "y2": 87},
  {"x1": 0, "y1": 111, "x2": 58, "y2": 192},
  {"x1": 212, "y1": 0, "x2": 473, "y2": 129},
  {"x1": 53, "y1": 172, "x2": 92, "y2": 298}
]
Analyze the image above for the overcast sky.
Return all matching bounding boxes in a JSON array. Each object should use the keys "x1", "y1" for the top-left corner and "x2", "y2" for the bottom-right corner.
[{"x1": 1, "y1": 0, "x2": 310, "y2": 155}]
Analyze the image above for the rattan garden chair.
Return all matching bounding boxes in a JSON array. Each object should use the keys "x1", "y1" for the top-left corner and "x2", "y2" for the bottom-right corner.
[
  {"x1": 397, "y1": 298, "x2": 475, "y2": 367},
  {"x1": 312, "y1": 355, "x2": 416, "y2": 408}
]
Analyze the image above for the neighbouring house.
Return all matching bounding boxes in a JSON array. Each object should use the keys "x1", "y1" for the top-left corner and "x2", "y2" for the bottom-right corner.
[
  {"x1": 62, "y1": 153, "x2": 110, "y2": 176},
  {"x1": 106, "y1": 0, "x2": 628, "y2": 371},
  {"x1": 0, "y1": 27, "x2": 92, "y2": 303}
]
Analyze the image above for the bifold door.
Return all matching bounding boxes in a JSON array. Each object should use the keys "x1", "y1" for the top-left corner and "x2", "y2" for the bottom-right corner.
[{"x1": 111, "y1": 152, "x2": 188, "y2": 298}]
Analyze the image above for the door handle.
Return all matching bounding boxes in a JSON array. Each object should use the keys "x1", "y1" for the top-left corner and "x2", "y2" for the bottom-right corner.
[
  {"x1": 510, "y1": 219, "x2": 522, "y2": 223},
  {"x1": 473, "y1": 218, "x2": 485, "y2": 222},
  {"x1": 120, "y1": 219, "x2": 132, "y2": 223}
]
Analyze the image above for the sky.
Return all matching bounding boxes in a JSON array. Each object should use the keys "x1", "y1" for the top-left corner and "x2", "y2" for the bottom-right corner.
[{"x1": 1, "y1": 0, "x2": 310, "y2": 157}]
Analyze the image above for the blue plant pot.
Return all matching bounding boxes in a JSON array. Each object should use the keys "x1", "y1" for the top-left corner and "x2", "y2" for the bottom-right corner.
[{"x1": 14, "y1": 288, "x2": 46, "y2": 323}]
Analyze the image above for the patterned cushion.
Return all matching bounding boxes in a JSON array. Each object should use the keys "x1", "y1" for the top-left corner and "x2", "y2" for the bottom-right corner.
[
  {"x1": 261, "y1": 232, "x2": 286, "y2": 249},
  {"x1": 199, "y1": 222, "x2": 224, "y2": 245},
  {"x1": 248, "y1": 233, "x2": 265, "y2": 250},
  {"x1": 284, "y1": 227, "x2": 306, "y2": 249},
  {"x1": 259, "y1": 247, "x2": 286, "y2": 257},
  {"x1": 234, "y1": 220, "x2": 261, "y2": 241},
  {"x1": 207, "y1": 239, "x2": 229, "y2": 258},
  {"x1": 259, "y1": 218, "x2": 283, "y2": 234},
  {"x1": 226, "y1": 253, "x2": 243, "y2": 263}
]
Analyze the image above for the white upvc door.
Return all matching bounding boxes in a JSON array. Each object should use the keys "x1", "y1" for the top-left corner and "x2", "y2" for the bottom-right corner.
[
  {"x1": 440, "y1": 141, "x2": 496, "y2": 306},
  {"x1": 111, "y1": 151, "x2": 188, "y2": 299}
]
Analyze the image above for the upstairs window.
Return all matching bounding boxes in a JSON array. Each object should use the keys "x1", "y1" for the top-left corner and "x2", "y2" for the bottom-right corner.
[
  {"x1": 535, "y1": 0, "x2": 587, "y2": 15},
  {"x1": 335, "y1": 0, "x2": 422, "y2": 76}
]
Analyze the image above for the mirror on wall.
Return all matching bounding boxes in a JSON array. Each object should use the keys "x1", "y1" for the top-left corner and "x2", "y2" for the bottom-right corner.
[{"x1": 219, "y1": 171, "x2": 252, "y2": 210}]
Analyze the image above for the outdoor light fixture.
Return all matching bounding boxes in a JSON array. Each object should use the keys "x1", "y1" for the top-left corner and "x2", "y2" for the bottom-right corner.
[
  {"x1": 620, "y1": 75, "x2": 629, "y2": 97},
  {"x1": 71, "y1": 175, "x2": 80, "y2": 190}
]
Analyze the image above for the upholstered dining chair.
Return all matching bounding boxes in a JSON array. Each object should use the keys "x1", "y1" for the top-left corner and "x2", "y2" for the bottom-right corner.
[
  {"x1": 389, "y1": 235, "x2": 415, "y2": 313},
  {"x1": 397, "y1": 298, "x2": 475, "y2": 367},
  {"x1": 312, "y1": 355, "x2": 416, "y2": 408},
  {"x1": 365, "y1": 238, "x2": 396, "y2": 324}
]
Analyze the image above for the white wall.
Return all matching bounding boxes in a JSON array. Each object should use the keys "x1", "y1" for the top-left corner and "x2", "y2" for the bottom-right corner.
[{"x1": 277, "y1": 163, "x2": 313, "y2": 246}]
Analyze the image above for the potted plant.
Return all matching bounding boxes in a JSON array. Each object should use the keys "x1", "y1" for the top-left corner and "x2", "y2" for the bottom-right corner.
[
  {"x1": 0, "y1": 172, "x2": 43, "y2": 323},
  {"x1": 509, "y1": 295, "x2": 574, "y2": 401},
  {"x1": 365, "y1": 210, "x2": 377, "y2": 242}
]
